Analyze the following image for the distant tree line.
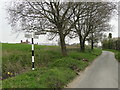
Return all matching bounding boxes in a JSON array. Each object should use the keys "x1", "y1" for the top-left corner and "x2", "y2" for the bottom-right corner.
[
  {"x1": 7, "y1": 1, "x2": 116, "y2": 56},
  {"x1": 102, "y1": 33, "x2": 120, "y2": 50}
]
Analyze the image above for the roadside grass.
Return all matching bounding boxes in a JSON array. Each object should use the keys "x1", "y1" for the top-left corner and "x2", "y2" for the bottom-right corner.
[
  {"x1": 103, "y1": 49, "x2": 120, "y2": 62},
  {"x1": 49, "y1": 57, "x2": 88, "y2": 71},
  {"x1": 2, "y1": 43, "x2": 102, "y2": 88},
  {"x1": 2, "y1": 43, "x2": 62, "y2": 78},
  {"x1": 3, "y1": 67, "x2": 76, "y2": 88}
]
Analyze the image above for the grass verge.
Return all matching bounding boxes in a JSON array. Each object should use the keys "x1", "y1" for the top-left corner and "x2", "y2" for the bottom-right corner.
[{"x1": 2, "y1": 43, "x2": 102, "y2": 88}]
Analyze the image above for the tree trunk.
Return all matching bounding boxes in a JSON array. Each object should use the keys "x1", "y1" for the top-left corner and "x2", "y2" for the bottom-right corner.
[
  {"x1": 59, "y1": 33, "x2": 67, "y2": 56},
  {"x1": 80, "y1": 42, "x2": 85, "y2": 52},
  {"x1": 79, "y1": 36, "x2": 85, "y2": 52}
]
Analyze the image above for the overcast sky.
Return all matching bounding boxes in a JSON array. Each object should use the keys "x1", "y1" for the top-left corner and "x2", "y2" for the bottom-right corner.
[{"x1": 0, "y1": 0, "x2": 119, "y2": 44}]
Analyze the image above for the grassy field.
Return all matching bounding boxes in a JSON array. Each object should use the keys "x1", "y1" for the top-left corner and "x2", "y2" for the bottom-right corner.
[
  {"x1": 2, "y1": 43, "x2": 102, "y2": 88},
  {"x1": 103, "y1": 49, "x2": 120, "y2": 62}
]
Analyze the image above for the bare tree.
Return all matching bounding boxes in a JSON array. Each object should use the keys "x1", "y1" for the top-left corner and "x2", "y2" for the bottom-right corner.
[
  {"x1": 73, "y1": 2, "x2": 115, "y2": 51},
  {"x1": 7, "y1": 1, "x2": 80, "y2": 56},
  {"x1": 7, "y1": 1, "x2": 116, "y2": 54}
]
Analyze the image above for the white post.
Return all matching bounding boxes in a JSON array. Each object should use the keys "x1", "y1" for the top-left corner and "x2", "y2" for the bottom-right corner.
[{"x1": 32, "y1": 32, "x2": 35, "y2": 70}]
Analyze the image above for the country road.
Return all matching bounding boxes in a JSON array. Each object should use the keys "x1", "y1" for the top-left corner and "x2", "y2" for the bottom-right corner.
[{"x1": 67, "y1": 51, "x2": 119, "y2": 88}]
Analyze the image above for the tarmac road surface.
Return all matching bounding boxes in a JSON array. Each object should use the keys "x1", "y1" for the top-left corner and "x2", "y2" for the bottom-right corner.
[{"x1": 67, "y1": 51, "x2": 118, "y2": 88}]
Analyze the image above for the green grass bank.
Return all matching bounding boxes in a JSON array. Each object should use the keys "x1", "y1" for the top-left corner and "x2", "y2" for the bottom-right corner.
[{"x1": 2, "y1": 43, "x2": 102, "y2": 88}]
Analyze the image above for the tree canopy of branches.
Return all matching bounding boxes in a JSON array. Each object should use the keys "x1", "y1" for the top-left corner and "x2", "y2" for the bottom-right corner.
[
  {"x1": 72, "y1": 2, "x2": 115, "y2": 51},
  {"x1": 7, "y1": 1, "x2": 116, "y2": 56}
]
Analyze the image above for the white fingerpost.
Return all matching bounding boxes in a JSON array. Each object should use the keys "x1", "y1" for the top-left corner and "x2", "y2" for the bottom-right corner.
[
  {"x1": 32, "y1": 32, "x2": 35, "y2": 70},
  {"x1": 25, "y1": 31, "x2": 46, "y2": 71}
]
